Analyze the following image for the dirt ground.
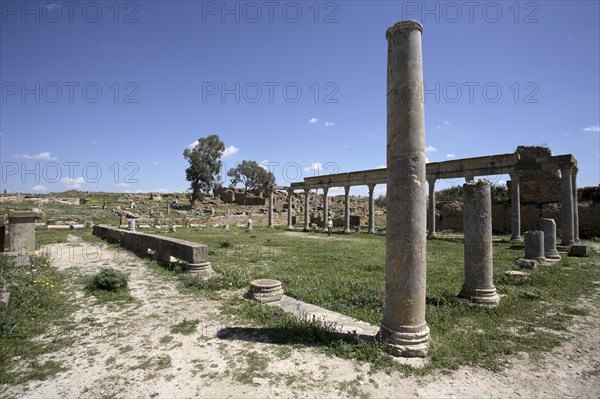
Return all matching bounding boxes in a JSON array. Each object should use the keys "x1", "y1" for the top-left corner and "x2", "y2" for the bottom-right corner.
[{"x1": 2, "y1": 238, "x2": 599, "y2": 399}]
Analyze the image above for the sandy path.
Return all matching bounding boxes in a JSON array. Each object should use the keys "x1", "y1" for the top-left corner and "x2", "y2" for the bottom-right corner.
[{"x1": 1, "y1": 239, "x2": 598, "y2": 398}]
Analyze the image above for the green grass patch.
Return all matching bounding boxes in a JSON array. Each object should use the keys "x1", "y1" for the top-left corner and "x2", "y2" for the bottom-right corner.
[
  {"x1": 0, "y1": 253, "x2": 77, "y2": 384},
  {"x1": 170, "y1": 318, "x2": 200, "y2": 335}
]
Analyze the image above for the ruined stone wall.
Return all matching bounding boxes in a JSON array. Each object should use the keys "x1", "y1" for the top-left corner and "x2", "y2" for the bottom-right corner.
[
  {"x1": 512, "y1": 146, "x2": 561, "y2": 204},
  {"x1": 431, "y1": 193, "x2": 599, "y2": 238}
]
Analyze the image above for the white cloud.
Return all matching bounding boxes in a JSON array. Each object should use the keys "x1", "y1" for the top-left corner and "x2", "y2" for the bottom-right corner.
[
  {"x1": 14, "y1": 152, "x2": 58, "y2": 161},
  {"x1": 583, "y1": 125, "x2": 600, "y2": 133},
  {"x1": 497, "y1": 180, "x2": 507, "y2": 187},
  {"x1": 308, "y1": 117, "x2": 318, "y2": 124},
  {"x1": 304, "y1": 162, "x2": 324, "y2": 172},
  {"x1": 31, "y1": 185, "x2": 47, "y2": 192},
  {"x1": 60, "y1": 176, "x2": 85, "y2": 189},
  {"x1": 92, "y1": 140, "x2": 97, "y2": 145},
  {"x1": 116, "y1": 182, "x2": 130, "y2": 187},
  {"x1": 187, "y1": 140, "x2": 199, "y2": 149},
  {"x1": 425, "y1": 145, "x2": 437, "y2": 153},
  {"x1": 152, "y1": 161, "x2": 159, "y2": 166},
  {"x1": 437, "y1": 120, "x2": 452, "y2": 130},
  {"x1": 375, "y1": 164, "x2": 386, "y2": 169},
  {"x1": 324, "y1": 122, "x2": 335, "y2": 126},
  {"x1": 446, "y1": 153, "x2": 456, "y2": 158},
  {"x1": 222, "y1": 145, "x2": 240, "y2": 159},
  {"x1": 426, "y1": 157, "x2": 429, "y2": 163}
]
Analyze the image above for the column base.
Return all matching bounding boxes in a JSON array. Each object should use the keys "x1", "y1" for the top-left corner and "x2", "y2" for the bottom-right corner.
[
  {"x1": 545, "y1": 250, "x2": 560, "y2": 259},
  {"x1": 427, "y1": 232, "x2": 436, "y2": 239},
  {"x1": 458, "y1": 287, "x2": 500, "y2": 306},
  {"x1": 287, "y1": 226, "x2": 294, "y2": 230},
  {"x1": 510, "y1": 236, "x2": 523, "y2": 242},
  {"x1": 368, "y1": 230, "x2": 375, "y2": 234},
  {"x1": 378, "y1": 322, "x2": 430, "y2": 358},
  {"x1": 343, "y1": 228, "x2": 351, "y2": 234},
  {"x1": 186, "y1": 262, "x2": 216, "y2": 277},
  {"x1": 556, "y1": 245, "x2": 569, "y2": 252}
]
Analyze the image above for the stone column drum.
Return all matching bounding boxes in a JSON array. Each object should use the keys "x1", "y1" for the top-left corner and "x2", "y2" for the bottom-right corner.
[
  {"x1": 368, "y1": 184, "x2": 376, "y2": 234},
  {"x1": 459, "y1": 180, "x2": 500, "y2": 305},
  {"x1": 8, "y1": 211, "x2": 39, "y2": 253},
  {"x1": 303, "y1": 189, "x2": 310, "y2": 232},
  {"x1": 379, "y1": 20, "x2": 429, "y2": 357},
  {"x1": 0, "y1": 217, "x2": 5, "y2": 252},
  {"x1": 539, "y1": 218, "x2": 560, "y2": 259},
  {"x1": 524, "y1": 230, "x2": 546, "y2": 262}
]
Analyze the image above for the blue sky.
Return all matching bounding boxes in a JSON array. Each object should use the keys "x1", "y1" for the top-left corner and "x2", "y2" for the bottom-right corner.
[{"x1": 1, "y1": 0, "x2": 598, "y2": 197}]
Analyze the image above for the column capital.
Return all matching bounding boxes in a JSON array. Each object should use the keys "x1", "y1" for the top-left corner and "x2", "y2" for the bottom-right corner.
[
  {"x1": 386, "y1": 20, "x2": 423, "y2": 41},
  {"x1": 367, "y1": 183, "x2": 376, "y2": 191},
  {"x1": 426, "y1": 177, "x2": 436, "y2": 184},
  {"x1": 509, "y1": 171, "x2": 520, "y2": 181},
  {"x1": 344, "y1": 185, "x2": 351, "y2": 194},
  {"x1": 560, "y1": 163, "x2": 575, "y2": 173},
  {"x1": 304, "y1": 188, "x2": 310, "y2": 195}
]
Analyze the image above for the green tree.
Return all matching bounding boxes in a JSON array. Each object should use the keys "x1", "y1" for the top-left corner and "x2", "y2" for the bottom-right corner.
[
  {"x1": 227, "y1": 160, "x2": 275, "y2": 204},
  {"x1": 183, "y1": 135, "x2": 225, "y2": 206}
]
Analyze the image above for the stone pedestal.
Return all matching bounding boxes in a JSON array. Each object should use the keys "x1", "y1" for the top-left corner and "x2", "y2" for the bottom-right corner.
[
  {"x1": 128, "y1": 219, "x2": 136, "y2": 231},
  {"x1": 539, "y1": 218, "x2": 560, "y2": 259},
  {"x1": 8, "y1": 211, "x2": 40, "y2": 253},
  {"x1": 247, "y1": 279, "x2": 283, "y2": 303},
  {"x1": 379, "y1": 20, "x2": 429, "y2": 358},
  {"x1": 569, "y1": 244, "x2": 589, "y2": 257},
  {"x1": 459, "y1": 180, "x2": 500, "y2": 306},
  {"x1": 524, "y1": 230, "x2": 546, "y2": 262}
]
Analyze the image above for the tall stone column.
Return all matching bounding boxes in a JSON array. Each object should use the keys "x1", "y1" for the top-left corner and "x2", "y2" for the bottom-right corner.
[
  {"x1": 460, "y1": 180, "x2": 500, "y2": 305},
  {"x1": 368, "y1": 184, "x2": 376, "y2": 234},
  {"x1": 572, "y1": 167, "x2": 579, "y2": 242},
  {"x1": 268, "y1": 188, "x2": 274, "y2": 228},
  {"x1": 344, "y1": 186, "x2": 351, "y2": 233},
  {"x1": 379, "y1": 20, "x2": 429, "y2": 357},
  {"x1": 287, "y1": 189, "x2": 294, "y2": 230},
  {"x1": 322, "y1": 186, "x2": 329, "y2": 229},
  {"x1": 509, "y1": 173, "x2": 522, "y2": 241},
  {"x1": 303, "y1": 189, "x2": 310, "y2": 232},
  {"x1": 560, "y1": 165, "x2": 575, "y2": 246},
  {"x1": 427, "y1": 178, "x2": 436, "y2": 238}
]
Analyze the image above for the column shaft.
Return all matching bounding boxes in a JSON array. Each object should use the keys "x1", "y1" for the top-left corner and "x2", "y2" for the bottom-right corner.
[
  {"x1": 344, "y1": 186, "x2": 351, "y2": 233},
  {"x1": 427, "y1": 179, "x2": 436, "y2": 238},
  {"x1": 460, "y1": 180, "x2": 499, "y2": 305},
  {"x1": 268, "y1": 189, "x2": 274, "y2": 228},
  {"x1": 303, "y1": 190, "x2": 310, "y2": 232},
  {"x1": 368, "y1": 184, "x2": 376, "y2": 234},
  {"x1": 510, "y1": 173, "x2": 522, "y2": 241},
  {"x1": 322, "y1": 187, "x2": 329, "y2": 229},
  {"x1": 287, "y1": 190, "x2": 294, "y2": 229},
  {"x1": 572, "y1": 169, "x2": 579, "y2": 242},
  {"x1": 560, "y1": 166, "x2": 575, "y2": 245},
  {"x1": 380, "y1": 20, "x2": 429, "y2": 358}
]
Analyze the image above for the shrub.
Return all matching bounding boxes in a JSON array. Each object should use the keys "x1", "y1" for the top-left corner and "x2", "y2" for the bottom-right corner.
[{"x1": 88, "y1": 268, "x2": 128, "y2": 291}]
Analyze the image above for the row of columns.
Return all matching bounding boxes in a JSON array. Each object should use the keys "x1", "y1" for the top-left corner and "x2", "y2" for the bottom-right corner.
[
  {"x1": 281, "y1": 185, "x2": 377, "y2": 233},
  {"x1": 425, "y1": 165, "x2": 580, "y2": 244}
]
